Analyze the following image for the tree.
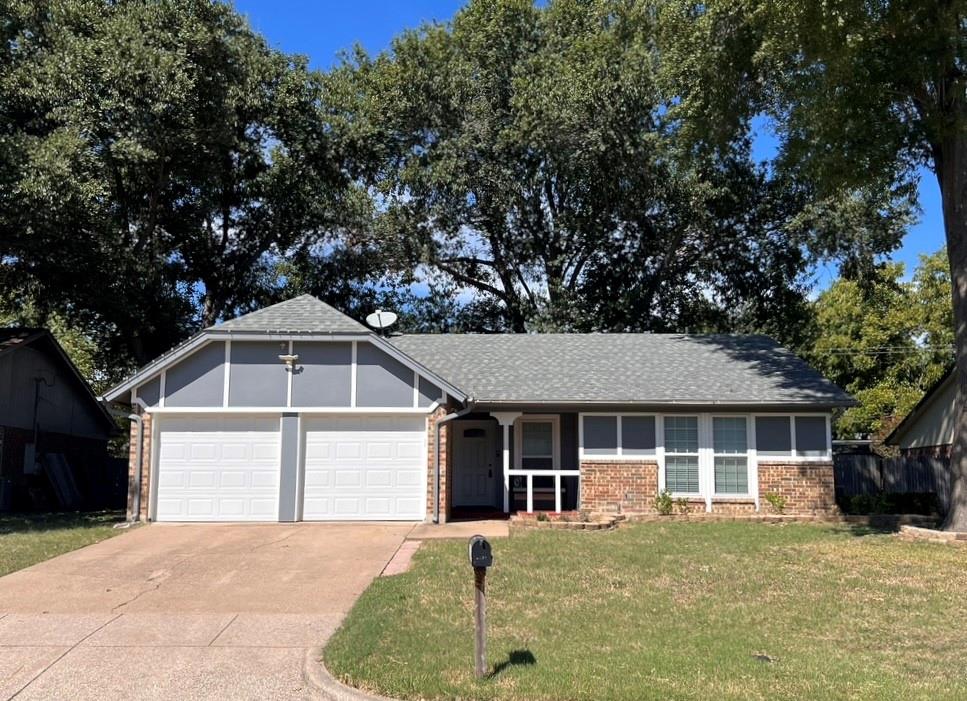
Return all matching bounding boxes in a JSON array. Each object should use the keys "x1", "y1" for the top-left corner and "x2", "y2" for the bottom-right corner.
[
  {"x1": 659, "y1": 0, "x2": 967, "y2": 528},
  {"x1": 0, "y1": 0, "x2": 352, "y2": 369},
  {"x1": 324, "y1": 0, "x2": 895, "y2": 338},
  {"x1": 805, "y1": 251, "x2": 953, "y2": 444}
]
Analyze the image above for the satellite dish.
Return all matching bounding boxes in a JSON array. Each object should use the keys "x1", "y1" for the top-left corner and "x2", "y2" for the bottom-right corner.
[{"x1": 366, "y1": 309, "x2": 398, "y2": 333}]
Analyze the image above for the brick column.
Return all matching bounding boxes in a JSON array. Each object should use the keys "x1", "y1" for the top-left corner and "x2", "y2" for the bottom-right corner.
[
  {"x1": 126, "y1": 411, "x2": 152, "y2": 521},
  {"x1": 758, "y1": 461, "x2": 837, "y2": 515},
  {"x1": 579, "y1": 461, "x2": 659, "y2": 514},
  {"x1": 426, "y1": 406, "x2": 451, "y2": 523}
]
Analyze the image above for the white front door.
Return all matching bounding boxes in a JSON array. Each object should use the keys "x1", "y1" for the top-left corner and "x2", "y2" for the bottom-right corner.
[
  {"x1": 155, "y1": 416, "x2": 281, "y2": 522},
  {"x1": 301, "y1": 415, "x2": 426, "y2": 521},
  {"x1": 453, "y1": 421, "x2": 497, "y2": 507}
]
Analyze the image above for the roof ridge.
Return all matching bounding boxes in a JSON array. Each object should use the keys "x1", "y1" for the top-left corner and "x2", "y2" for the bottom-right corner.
[{"x1": 207, "y1": 294, "x2": 368, "y2": 334}]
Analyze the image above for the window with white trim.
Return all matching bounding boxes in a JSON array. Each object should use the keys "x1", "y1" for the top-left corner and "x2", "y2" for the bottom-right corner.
[
  {"x1": 518, "y1": 417, "x2": 557, "y2": 469},
  {"x1": 579, "y1": 414, "x2": 656, "y2": 458},
  {"x1": 663, "y1": 416, "x2": 700, "y2": 494},
  {"x1": 712, "y1": 416, "x2": 748, "y2": 494}
]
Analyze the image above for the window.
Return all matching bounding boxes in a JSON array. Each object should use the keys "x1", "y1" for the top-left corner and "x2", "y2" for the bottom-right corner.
[
  {"x1": 664, "y1": 416, "x2": 699, "y2": 493},
  {"x1": 795, "y1": 416, "x2": 828, "y2": 456},
  {"x1": 583, "y1": 416, "x2": 617, "y2": 455},
  {"x1": 755, "y1": 416, "x2": 791, "y2": 456},
  {"x1": 579, "y1": 415, "x2": 656, "y2": 458},
  {"x1": 622, "y1": 416, "x2": 656, "y2": 455},
  {"x1": 713, "y1": 417, "x2": 748, "y2": 494},
  {"x1": 519, "y1": 418, "x2": 557, "y2": 469},
  {"x1": 754, "y1": 415, "x2": 829, "y2": 458}
]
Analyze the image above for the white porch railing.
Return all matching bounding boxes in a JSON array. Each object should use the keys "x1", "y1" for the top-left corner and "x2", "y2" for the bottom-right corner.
[{"x1": 505, "y1": 469, "x2": 581, "y2": 513}]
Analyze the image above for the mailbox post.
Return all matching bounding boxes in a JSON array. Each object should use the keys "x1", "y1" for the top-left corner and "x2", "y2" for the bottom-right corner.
[{"x1": 468, "y1": 535, "x2": 493, "y2": 678}]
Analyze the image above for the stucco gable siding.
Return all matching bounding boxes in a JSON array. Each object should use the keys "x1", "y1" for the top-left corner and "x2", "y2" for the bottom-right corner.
[
  {"x1": 165, "y1": 342, "x2": 226, "y2": 407},
  {"x1": 356, "y1": 343, "x2": 414, "y2": 408},
  {"x1": 291, "y1": 341, "x2": 353, "y2": 407}
]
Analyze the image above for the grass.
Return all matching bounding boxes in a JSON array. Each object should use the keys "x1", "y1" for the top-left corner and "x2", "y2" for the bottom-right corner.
[
  {"x1": 325, "y1": 522, "x2": 967, "y2": 701},
  {"x1": 0, "y1": 511, "x2": 125, "y2": 578}
]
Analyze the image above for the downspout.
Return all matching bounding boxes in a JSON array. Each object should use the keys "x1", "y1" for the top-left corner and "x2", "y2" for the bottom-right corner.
[
  {"x1": 434, "y1": 399, "x2": 476, "y2": 524},
  {"x1": 128, "y1": 398, "x2": 149, "y2": 523}
]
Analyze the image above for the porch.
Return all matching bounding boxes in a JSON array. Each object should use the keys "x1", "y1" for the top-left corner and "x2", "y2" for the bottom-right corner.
[{"x1": 446, "y1": 412, "x2": 580, "y2": 518}]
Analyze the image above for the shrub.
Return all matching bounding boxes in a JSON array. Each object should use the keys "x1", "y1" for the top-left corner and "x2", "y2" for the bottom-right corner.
[
  {"x1": 655, "y1": 489, "x2": 674, "y2": 515},
  {"x1": 536, "y1": 511, "x2": 549, "y2": 522},
  {"x1": 764, "y1": 492, "x2": 786, "y2": 514},
  {"x1": 675, "y1": 497, "x2": 691, "y2": 515}
]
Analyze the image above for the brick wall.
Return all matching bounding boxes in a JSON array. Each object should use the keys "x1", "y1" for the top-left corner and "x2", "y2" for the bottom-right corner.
[
  {"x1": 426, "y1": 406, "x2": 451, "y2": 522},
  {"x1": 579, "y1": 461, "x2": 659, "y2": 514},
  {"x1": 579, "y1": 460, "x2": 838, "y2": 516},
  {"x1": 126, "y1": 412, "x2": 152, "y2": 521},
  {"x1": 758, "y1": 461, "x2": 836, "y2": 515}
]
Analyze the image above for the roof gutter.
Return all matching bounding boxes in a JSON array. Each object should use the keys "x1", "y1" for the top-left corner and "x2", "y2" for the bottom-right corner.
[{"x1": 433, "y1": 398, "x2": 476, "y2": 524}]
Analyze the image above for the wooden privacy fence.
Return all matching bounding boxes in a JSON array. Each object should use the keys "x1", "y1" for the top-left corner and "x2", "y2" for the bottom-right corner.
[{"x1": 833, "y1": 453, "x2": 951, "y2": 513}]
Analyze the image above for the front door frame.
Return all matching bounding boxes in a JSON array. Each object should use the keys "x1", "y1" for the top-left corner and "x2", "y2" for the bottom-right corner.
[{"x1": 451, "y1": 419, "x2": 500, "y2": 509}]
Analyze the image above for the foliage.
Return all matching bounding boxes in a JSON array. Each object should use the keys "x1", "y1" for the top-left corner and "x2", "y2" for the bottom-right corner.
[
  {"x1": 0, "y1": 0, "x2": 355, "y2": 370},
  {"x1": 840, "y1": 493, "x2": 940, "y2": 517},
  {"x1": 764, "y1": 492, "x2": 786, "y2": 514},
  {"x1": 536, "y1": 511, "x2": 549, "y2": 522},
  {"x1": 803, "y1": 250, "x2": 953, "y2": 439},
  {"x1": 655, "y1": 489, "x2": 674, "y2": 515},
  {"x1": 654, "y1": 0, "x2": 967, "y2": 529},
  {"x1": 674, "y1": 497, "x2": 691, "y2": 515},
  {"x1": 320, "y1": 0, "x2": 905, "y2": 338}
]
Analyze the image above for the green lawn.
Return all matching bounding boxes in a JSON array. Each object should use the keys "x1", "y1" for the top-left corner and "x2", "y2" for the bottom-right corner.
[
  {"x1": 0, "y1": 511, "x2": 125, "y2": 578},
  {"x1": 325, "y1": 522, "x2": 967, "y2": 701}
]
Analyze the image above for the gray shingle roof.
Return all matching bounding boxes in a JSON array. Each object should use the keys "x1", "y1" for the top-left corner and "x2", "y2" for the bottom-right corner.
[
  {"x1": 389, "y1": 333, "x2": 853, "y2": 406},
  {"x1": 209, "y1": 295, "x2": 368, "y2": 334}
]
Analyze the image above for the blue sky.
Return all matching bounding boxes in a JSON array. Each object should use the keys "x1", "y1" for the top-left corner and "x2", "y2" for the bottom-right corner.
[{"x1": 233, "y1": 0, "x2": 946, "y2": 288}]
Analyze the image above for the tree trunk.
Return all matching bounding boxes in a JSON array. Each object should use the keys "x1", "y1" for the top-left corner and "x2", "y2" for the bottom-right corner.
[{"x1": 938, "y1": 131, "x2": 967, "y2": 531}]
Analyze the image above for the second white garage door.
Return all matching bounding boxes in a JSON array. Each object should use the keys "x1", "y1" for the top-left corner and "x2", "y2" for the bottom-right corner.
[{"x1": 302, "y1": 415, "x2": 426, "y2": 521}]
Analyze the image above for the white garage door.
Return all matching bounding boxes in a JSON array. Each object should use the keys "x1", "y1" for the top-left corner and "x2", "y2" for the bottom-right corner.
[
  {"x1": 302, "y1": 415, "x2": 426, "y2": 521},
  {"x1": 156, "y1": 416, "x2": 281, "y2": 522}
]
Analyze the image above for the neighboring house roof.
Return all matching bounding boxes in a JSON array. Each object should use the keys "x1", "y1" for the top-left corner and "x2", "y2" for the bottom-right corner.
[
  {"x1": 389, "y1": 333, "x2": 854, "y2": 407},
  {"x1": 0, "y1": 328, "x2": 117, "y2": 432},
  {"x1": 883, "y1": 366, "x2": 955, "y2": 446},
  {"x1": 209, "y1": 294, "x2": 369, "y2": 334}
]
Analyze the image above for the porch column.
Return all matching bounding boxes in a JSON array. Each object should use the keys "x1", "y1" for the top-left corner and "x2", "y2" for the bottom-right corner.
[{"x1": 491, "y1": 412, "x2": 522, "y2": 513}]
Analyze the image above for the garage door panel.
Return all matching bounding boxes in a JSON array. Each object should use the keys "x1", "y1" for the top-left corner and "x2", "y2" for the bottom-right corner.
[
  {"x1": 302, "y1": 416, "x2": 425, "y2": 521},
  {"x1": 156, "y1": 418, "x2": 280, "y2": 522}
]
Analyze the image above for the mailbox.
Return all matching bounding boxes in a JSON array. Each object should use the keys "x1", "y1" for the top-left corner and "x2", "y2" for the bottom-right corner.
[{"x1": 468, "y1": 535, "x2": 493, "y2": 568}]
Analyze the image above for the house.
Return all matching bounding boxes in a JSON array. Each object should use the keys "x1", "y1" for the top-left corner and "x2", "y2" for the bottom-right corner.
[
  {"x1": 0, "y1": 329, "x2": 118, "y2": 511},
  {"x1": 103, "y1": 295, "x2": 852, "y2": 523},
  {"x1": 884, "y1": 368, "x2": 957, "y2": 457}
]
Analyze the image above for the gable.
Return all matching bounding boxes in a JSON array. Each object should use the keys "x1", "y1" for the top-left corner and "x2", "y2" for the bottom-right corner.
[
  {"x1": 0, "y1": 339, "x2": 112, "y2": 438},
  {"x1": 129, "y1": 339, "x2": 445, "y2": 410}
]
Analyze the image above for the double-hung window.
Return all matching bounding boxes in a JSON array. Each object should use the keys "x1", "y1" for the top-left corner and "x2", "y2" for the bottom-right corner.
[
  {"x1": 663, "y1": 416, "x2": 700, "y2": 494},
  {"x1": 713, "y1": 417, "x2": 749, "y2": 494}
]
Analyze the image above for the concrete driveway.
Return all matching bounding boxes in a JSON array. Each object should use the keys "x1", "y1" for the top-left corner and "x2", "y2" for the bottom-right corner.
[{"x1": 0, "y1": 522, "x2": 413, "y2": 700}]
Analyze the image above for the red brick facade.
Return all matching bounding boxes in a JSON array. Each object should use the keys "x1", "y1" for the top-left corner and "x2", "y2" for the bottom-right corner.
[
  {"x1": 426, "y1": 406, "x2": 451, "y2": 522},
  {"x1": 579, "y1": 461, "x2": 659, "y2": 514},
  {"x1": 758, "y1": 461, "x2": 837, "y2": 515},
  {"x1": 578, "y1": 459, "x2": 837, "y2": 516},
  {"x1": 127, "y1": 411, "x2": 152, "y2": 521}
]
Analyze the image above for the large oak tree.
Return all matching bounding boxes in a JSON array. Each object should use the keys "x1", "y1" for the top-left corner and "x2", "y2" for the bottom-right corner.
[{"x1": 658, "y1": 0, "x2": 967, "y2": 527}]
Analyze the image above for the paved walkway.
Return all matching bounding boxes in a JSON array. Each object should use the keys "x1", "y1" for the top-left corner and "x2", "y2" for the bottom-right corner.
[{"x1": 0, "y1": 523, "x2": 412, "y2": 700}]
